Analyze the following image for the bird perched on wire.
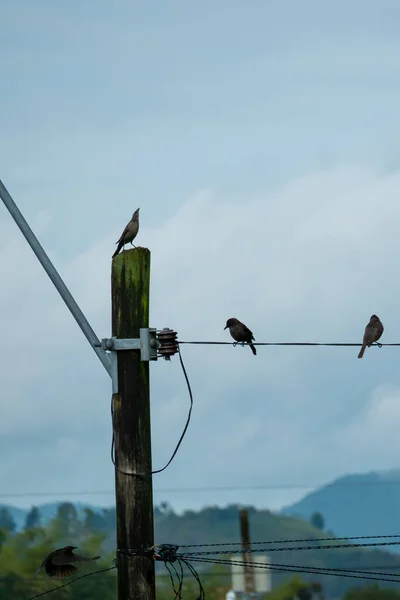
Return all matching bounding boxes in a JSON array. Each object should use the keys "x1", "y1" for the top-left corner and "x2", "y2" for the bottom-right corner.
[
  {"x1": 112, "y1": 208, "x2": 140, "y2": 258},
  {"x1": 224, "y1": 318, "x2": 257, "y2": 355},
  {"x1": 358, "y1": 314, "x2": 384, "y2": 359},
  {"x1": 32, "y1": 546, "x2": 100, "y2": 578}
]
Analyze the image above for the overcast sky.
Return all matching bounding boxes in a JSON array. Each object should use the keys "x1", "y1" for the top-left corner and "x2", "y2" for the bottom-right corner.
[{"x1": 2, "y1": 0, "x2": 400, "y2": 515}]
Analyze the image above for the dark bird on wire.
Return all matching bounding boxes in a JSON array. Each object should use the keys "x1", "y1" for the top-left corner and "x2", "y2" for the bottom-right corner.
[
  {"x1": 112, "y1": 208, "x2": 140, "y2": 258},
  {"x1": 358, "y1": 314, "x2": 384, "y2": 359},
  {"x1": 224, "y1": 317, "x2": 257, "y2": 355},
  {"x1": 32, "y1": 546, "x2": 100, "y2": 579}
]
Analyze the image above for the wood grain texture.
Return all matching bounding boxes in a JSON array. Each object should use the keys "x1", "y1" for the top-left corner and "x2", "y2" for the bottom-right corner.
[{"x1": 112, "y1": 248, "x2": 155, "y2": 600}]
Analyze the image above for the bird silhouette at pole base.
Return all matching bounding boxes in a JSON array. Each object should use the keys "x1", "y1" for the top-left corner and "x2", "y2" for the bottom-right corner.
[
  {"x1": 224, "y1": 317, "x2": 257, "y2": 355},
  {"x1": 358, "y1": 314, "x2": 384, "y2": 359},
  {"x1": 32, "y1": 546, "x2": 100, "y2": 579},
  {"x1": 112, "y1": 207, "x2": 140, "y2": 258}
]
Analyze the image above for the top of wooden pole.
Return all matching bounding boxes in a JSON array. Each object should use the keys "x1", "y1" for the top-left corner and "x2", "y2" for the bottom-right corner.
[{"x1": 112, "y1": 247, "x2": 150, "y2": 337}]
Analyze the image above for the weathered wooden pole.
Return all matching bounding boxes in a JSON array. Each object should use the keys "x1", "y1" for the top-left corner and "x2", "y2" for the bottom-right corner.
[
  {"x1": 112, "y1": 247, "x2": 155, "y2": 600},
  {"x1": 239, "y1": 508, "x2": 255, "y2": 598}
]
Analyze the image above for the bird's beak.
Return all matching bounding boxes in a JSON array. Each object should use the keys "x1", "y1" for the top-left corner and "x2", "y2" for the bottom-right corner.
[{"x1": 223, "y1": 325, "x2": 228, "y2": 330}]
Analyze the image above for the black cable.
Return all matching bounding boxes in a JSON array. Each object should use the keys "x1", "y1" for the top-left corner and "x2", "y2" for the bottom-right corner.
[
  {"x1": 188, "y1": 556, "x2": 400, "y2": 585},
  {"x1": 123, "y1": 536, "x2": 400, "y2": 560},
  {"x1": 150, "y1": 343, "x2": 193, "y2": 475},
  {"x1": 110, "y1": 343, "x2": 193, "y2": 476},
  {"x1": 174, "y1": 560, "x2": 185, "y2": 600},
  {"x1": 178, "y1": 533, "x2": 400, "y2": 548},
  {"x1": 165, "y1": 562, "x2": 183, "y2": 600},
  {"x1": 180, "y1": 558, "x2": 206, "y2": 600},
  {"x1": 217, "y1": 557, "x2": 400, "y2": 579},
  {"x1": 26, "y1": 566, "x2": 116, "y2": 600},
  {"x1": 157, "y1": 565, "x2": 400, "y2": 576},
  {"x1": 178, "y1": 340, "x2": 396, "y2": 347},
  {"x1": 179, "y1": 540, "x2": 400, "y2": 556}
]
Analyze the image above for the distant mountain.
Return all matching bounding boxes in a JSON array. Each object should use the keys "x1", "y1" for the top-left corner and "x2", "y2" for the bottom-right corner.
[
  {"x1": 1, "y1": 502, "x2": 101, "y2": 530},
  {"x1": 282, "y1": 469, "x2": 400, "y2": 545}
]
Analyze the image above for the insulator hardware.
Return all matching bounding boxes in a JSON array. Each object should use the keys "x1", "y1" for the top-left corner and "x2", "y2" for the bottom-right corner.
[
  {"x1": 157, "y1": 328, "x2": 179, "y2": 360},
  {"x1": 152, "y1": 543, "x2": 179, "y2": 563}
]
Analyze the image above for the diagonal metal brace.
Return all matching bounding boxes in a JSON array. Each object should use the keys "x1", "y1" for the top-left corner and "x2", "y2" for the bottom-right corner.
[{"x1": 102, "y1": 328, "x2": 158, "y2": 393}]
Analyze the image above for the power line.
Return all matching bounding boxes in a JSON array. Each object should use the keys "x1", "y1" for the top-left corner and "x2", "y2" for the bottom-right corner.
[
  {"x1": 179, "y1": 540, "x2": 400, "y2": 556},
  {"x1": 178, "y1": 340, "x2": 399, "y2": 347},
  {"x1": 5, "y1": 478, "x2": 400, "y2": 499},
  {"x1": 157, "y1": 565, "x2": 400, "y2": 576},
  {"x1": 178, "y1": 533, "x2": 400, "y2": 548},
  {"x1": 26, "y1": 566, "x2": 116, "y2": 600},
  {"x1": 188, "y1": 556, "x2": 400, "y2": 585}
]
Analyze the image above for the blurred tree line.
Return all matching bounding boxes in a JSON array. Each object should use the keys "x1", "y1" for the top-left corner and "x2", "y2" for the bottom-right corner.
[
  {"x1": 0, "y1": 502, "x2": 115, "y2": 599},
  {"x1": 1, "y1": 503, "x2": 400, "y2": 599},
  {"x1": 0, "y1": 502, "x2": 234, "y2": 600}
]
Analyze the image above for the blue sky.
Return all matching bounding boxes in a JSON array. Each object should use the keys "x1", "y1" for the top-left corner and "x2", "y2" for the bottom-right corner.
[{"x1": 2, "y1": 0, "x2": 400, "y2": 514}]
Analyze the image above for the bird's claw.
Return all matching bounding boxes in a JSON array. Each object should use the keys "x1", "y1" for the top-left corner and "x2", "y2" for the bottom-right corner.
[{"x1": 376, "y1": 342, "x2": 383, "y2": 349}]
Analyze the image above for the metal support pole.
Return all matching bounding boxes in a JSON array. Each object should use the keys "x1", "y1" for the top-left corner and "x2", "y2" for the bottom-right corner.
[{"x1": 0, "y1": 180, "x2": 111, "y2": 376}]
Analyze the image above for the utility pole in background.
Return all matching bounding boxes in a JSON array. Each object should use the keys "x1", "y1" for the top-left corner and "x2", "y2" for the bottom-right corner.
[
  {"x1": 229, "y1": 509, "x2": 271, "y2": 600},
  {"x1": 111, "y1": 248, "x2": 155, "y2": 600},
  {"x1": 239, "y1": 509, "x2": 255, "y2": 599}
]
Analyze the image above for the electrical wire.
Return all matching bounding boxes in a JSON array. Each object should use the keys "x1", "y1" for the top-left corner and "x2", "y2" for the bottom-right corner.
[
  {"x1": 7, "y1": 478, "x2": 400, "y2": 498},
  {"x1": 187, "y1": 556, "x2": 400, "y2": 585},
  {"x1": 26, "y1": 566, "x2": 116, "y2": 600},
  {"x1": 178, "y1": 533, "x2": 400, "y2": 548},
  {"x1": 156, "y1": 564, "x2": 400, "y2": 576},
  {"x1": 111, "y1": 343, "x2": 193, "y2": 476},
  {"x1": 177, "y1": 340, "x2": 399, "y2": 347},
  {"x1": 150, "y1": 343, "x2": 193, "y2": 475},
  {"x1": 179, "y1": 540, "x2": 400, "y2": 556}
]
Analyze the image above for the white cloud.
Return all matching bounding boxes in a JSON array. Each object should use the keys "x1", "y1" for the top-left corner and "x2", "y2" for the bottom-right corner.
[
  {"x1": 2, "y1": 165, "x2": 400, "y2": 511},
  {"x1": 333, "y1": 384, "x2": 400, "y2": 468}
]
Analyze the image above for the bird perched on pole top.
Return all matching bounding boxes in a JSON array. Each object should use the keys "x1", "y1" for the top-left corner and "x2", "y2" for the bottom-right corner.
[
  {"x1": 112, "y1": 208, "x2": 140, "y2": 258},
  {"x1": 224, "y1": 318, "x2": 257, "y2": 355},
  {"x1": 32, "y1": 546, "x2": 100, "y2": 578},
  {"x1": 358, "y1": 314, "x2": 384, "y2": 359}
]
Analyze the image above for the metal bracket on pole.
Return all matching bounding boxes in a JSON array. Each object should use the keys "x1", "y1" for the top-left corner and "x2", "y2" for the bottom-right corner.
[{"x1": 103, "y1": 328, "x2": 158, "y2": 393}]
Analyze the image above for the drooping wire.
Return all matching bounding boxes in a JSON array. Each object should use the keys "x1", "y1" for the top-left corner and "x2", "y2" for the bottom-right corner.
[
  {"x1": 150, "y1": 343, "x2": 193, "y2": 475},
  {"x1": 110, "y1": 343, "x2": 193, "y2": 476},
  {"x1": 179, "y1": 558, "x2": 206, "y2": 600},
  {"x1": 165, "y1": 562, "x2": 183, "y2": 600}
]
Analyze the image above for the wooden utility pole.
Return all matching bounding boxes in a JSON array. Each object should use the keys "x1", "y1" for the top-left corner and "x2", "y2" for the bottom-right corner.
[
  {"x1": 239, "y1": 509, "x2": 255, "y2": 597},
  {"x1": 112, "y1": 248, "x2": 155, "y2": 600}
]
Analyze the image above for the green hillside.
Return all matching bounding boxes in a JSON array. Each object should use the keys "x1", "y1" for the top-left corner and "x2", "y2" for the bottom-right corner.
[{"x1": 1, "y1": 502, "x2": 400, "y2": 599}]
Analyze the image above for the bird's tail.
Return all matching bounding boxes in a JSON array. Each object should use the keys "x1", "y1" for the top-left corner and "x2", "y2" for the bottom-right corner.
[
  {"x1": 249, "y1": 343, "x2": 257, "y2": 356},
  {"x1": 51, "y1": 565, "x2": 77, "y2": 578},
  {"x1": 358, "y1": 344, "x2": 366, "y2": 359},
  {"x1": 112, "y1": 242, "x2": 123, "y2": 258}
]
